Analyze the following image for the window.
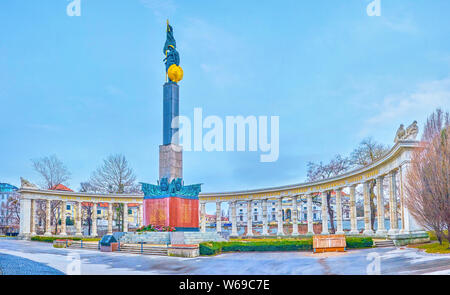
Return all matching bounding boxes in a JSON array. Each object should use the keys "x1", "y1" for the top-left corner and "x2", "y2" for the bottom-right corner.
[
  {"x1": 239, "y1": 216, "x2": 243, "y2": 221},
  {"x1": 254, "y1": 215, "x2": 258, "y2": 221},
  {"x1": 97, "y1": 210, "x2": 101, "y2": 215},
  {"x1": 254, "y1": 208, "x2": 257, "y2": 212},
  {"x1": 313, "y1": 213, "x2": 317, "y2": 219},
  {"x1": 128, "y1": 209, "x2": 132, "y2": 214},
  {"x1": 66, "y1": 205, "x2": 71, "y2": 210},
  {"x1": 272, "y1": 208, "x2": 275, "y2": 211},
  {"x1": 304, "y1": 214, "x2": 307, "y2": 219}
]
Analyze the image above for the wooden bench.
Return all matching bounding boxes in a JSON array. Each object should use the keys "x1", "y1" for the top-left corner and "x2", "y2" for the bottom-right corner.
[{"x1": 313, "y1": 235, "x2": 346, "y2": 253}]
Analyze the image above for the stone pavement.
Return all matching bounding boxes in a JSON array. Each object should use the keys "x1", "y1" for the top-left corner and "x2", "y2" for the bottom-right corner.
[{"x1": 0, "y1": 239, "x2": 449, "y2": 275}]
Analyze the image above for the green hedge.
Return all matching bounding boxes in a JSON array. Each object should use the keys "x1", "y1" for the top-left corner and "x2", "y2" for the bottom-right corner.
[
  {"x1": 345, "y1": 237, "x2": 373, "y2": 248},
  {"x1": 199, "y1": 237, "x2": 373, "y2": 255},
  {"x1": 31, "y1": 236, "x2": 100, "y2": 243}
]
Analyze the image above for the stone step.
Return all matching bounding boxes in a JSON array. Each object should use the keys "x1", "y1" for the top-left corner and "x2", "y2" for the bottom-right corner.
[{"x1": 374, "y1": 240, "x2": 395, "y2": 247}]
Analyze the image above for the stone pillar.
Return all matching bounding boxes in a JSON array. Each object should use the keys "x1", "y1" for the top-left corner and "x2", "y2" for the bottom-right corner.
[
  {"x1": 216, "y1": 201, "x2": 221, "y2": 233},
  {"x1": 107, "y1": 203, "x2": 113, "y2": 235},
  {"x1": 44, "y1": 199, "x2": 52, "y2": 236},
  {"x1": 18, "y1": 197, "x2": 31, "y2": 238},
  {"x1": 75, "y1": 201, "x2": 82, "y2": 236},
  {"x1": 30, "y1": 199, "x2": 36, "y2": 236},
  {"x1": 200, "y1": 202, "x2": 206, "y2": 233},
  {"x1": 60, "y1": 200, "x2": 67, "y2": 236},
  {"x1": 123, "y1": 203, "x2": 128, "y2": 232},
  {"x1": 363, "y1": 181, "x2": 374, "y2": 235},
  {"x1": 230, "y1": 201, "x2": 238, "y2": 236},
  {"x1": 349, "y1": 185, "x2": 358, "y2": 235},
  {"x1": 388, "y1": 171, "x2": 399, "y2": 235},
  {"x1": 335, "y1": 189, "x2": 344, "y2": 234},
  {"x1": 139, "y1": 204, "x2": 143, "y2": 227},
  {"x1": 292, "y1": 196, "x2": 299, "y2": 236},
  {"x1": 246, "y1": 200, "x2": 253, "y2": 236},
  {"x1": 277, "y1": 197, "x2": 285, "y2": 235},
  {"x1": 321, "y1": 192, "x2": 329, "y2": 235},
  {"x1": 262, "y1": 199, "x2": 269, "y2": 236},
  {"x1": 306, "y1": 194, "x2": 314, "y2": 235},
  {"x1": 376, "y1": 176, "x2": 387, "y2": 235},
  {"x1": 91, "y1": 202, "x2": 98, "y2": 237}
]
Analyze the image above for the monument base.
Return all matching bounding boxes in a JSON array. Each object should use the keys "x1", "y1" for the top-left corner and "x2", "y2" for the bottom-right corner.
[{"x1": 143, "y1": 195, "x2": 199, "y2": 230}]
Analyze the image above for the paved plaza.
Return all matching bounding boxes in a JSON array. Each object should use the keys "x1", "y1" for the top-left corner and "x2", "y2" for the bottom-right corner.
[{"x1": 0, "y1": 239, "x2": 449, "y2": 275}]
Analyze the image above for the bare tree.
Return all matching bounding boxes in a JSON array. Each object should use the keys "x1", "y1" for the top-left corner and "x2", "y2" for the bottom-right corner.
[
  {"x1": 84, "y1": 154, "x2": 138, "y2": 232},
  {"x1": 31, "y1": 155, "x2": 71, "y2": 189},
  {"x1": 0, "y1": 193, "x2": 20, "y2": 234},
  {"x1": 406, "y1": 109, "x2": 450, "y2": 245},
  {"x1": 307, "y1": 155, "x2": 351, "y2": 233},
  {"x1": 350, "y1": 138, "x2": 390, "y2": 229}
]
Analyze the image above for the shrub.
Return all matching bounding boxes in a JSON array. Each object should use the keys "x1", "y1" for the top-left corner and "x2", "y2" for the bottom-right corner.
[
  {"x1": 31, "y1": 236, "x2": 100, "y2": 243},
  {"x1": 136, "y1": 224, "x2": 176, "y2": 232},
  {"x1": 345, "y1": 237, "x2": 373, "y2": 248}
]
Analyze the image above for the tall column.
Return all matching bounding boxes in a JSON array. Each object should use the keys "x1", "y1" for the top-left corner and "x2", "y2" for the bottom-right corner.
[
  {"x1": 349, "y1": 185, "x2": 358, "y2": 234},
  {"x1": 388, "y1": 171, "x2": 399, "y2": 235},
  {"x1": 306, "y1": 194, "x2": 314, "y2": 235},
  {"x1": 139, "y1": 204, "x2": 143, "y2": 227},
  {"x1": 30, "y1": 199, "x2": 36, "y2": 236},
  {"x1": 75, "y1": 201, "x2": 82, "y2": 236},
  {"x1": 18, "y1": 197, "x2": 31, "y2": 238},
  {"x1": 107, "y1": 203, "x2": 113, "y2": 235},
  {"x1": 321, "y1": 192, "x2": 329, "y2": 235},
  {"x1": 246, "y1": 200, "x2": 253, "y2": 236},
  {"x1": 277, "y1": 197, "x2": 285, "y2": 235},
  {"x1": 376, "y1": 176, "x2": 387, "y2": 235},
  {"x1": 44, "y1": 199, "x2": 52, "y2": 236},
  {"x1": 262, "y1": 199, "x2": 269, "y2": 235},
  {"x1": 292, "y1": 196, "x2": 299, "y2": 236},
  {"x1": 60, "y1": 200, "x2": 67, "y2": 236},
  {"x1": 363, "y1": 181, "x2": 374, "y2": 235},
  {"x1": 200, "y1": 202, "x2": 206, "y2": 233},
  {"x1": 335, "y1": 189, "x2": 344, "y2": 234},
  {"x1": 216, "y1": 201, "x2": 222, "y2": 233},
  {"x1": 230, "y1": 201, "x2": 238, "y2": 236},
  {"x1": 91, "y1": 202, "x2": 98, "y2": 237},
  {"x1": 123, "y1": 203, "x2": 129, "y2": 232}
]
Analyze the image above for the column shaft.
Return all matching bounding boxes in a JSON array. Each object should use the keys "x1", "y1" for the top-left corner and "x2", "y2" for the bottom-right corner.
[
  {"x1": 107, "y1": 203, "x2": 113, "y2": 235},
  {"x1": 349, "y1": 185, "x2": 358, "y2": 234},
  {"x1": 231, "y1": 201, "x2": 238, "y2": 236},
  {"x1": 277, "y1": 197, "x2": 285, "y2": 235},
  {"x1": 388, "y1": 171, "x2": 399, "y2": 234},
  {"x1": 321, "y1": 192, "x2": 329, "y2": 234},
  {"x1": 307, "y1": 194, "x2": 314, "y2": 235},
  {"x1": 91, "y1": 202, "x2": 98, "y2": 237},
  {"x1": 262, "y1": 199, "x2": 269, "y2": 235},
  {"x1": 44, "y1": 199, "x2": 51, "y2": 236},
  {"x1": 200, "y1": 202, "x2": 206, "y2": 233},
  {"x1": 335, "y1": 189, "x2": 344, "y2": 234},
  {"x1": 60, "y1": 201, "x2": 67, "y2": 236},
  {"x1": 292, "y1": 196, "x2": 299, "y2": 235},
  {"x1": 123, "y1": 203, "x2": 128, "y2": 232},
  {"x1": 216, "y1": 201, "x2": 222, "y2": 233},
  {"x1": 246, "y1": 200, "x2": 253, "y2": 236},
  {"x1": 30, "y1": 199, "x2": 36, "y2": 236},
  {"x1": 75, "y1": 201, "x2": 82, "y2": 236},
  {"x1": 139, "y1": 204, "x2": 143, "y2": 227},
  {"x1": 363, "y1": 182, "x2": 374, "y2": 235},
  {"x1": 376, "y1": 176, "x2": 387, "y2": 235}
]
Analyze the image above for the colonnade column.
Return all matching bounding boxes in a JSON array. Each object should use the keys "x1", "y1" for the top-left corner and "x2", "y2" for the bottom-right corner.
[
  {"x1": 30, "y1": 199, "x2": 36, "y2": 236},
  {"x1": 107, "y1": 203, "x2": 113, "y2": 235},
  {"x1": 321, "y1": 192, "x2": 329, "y2": 235},
  {"x1": 75, "y1": 201, "x2": 82, "y2": 236},
  {"x1": 363, "y1": 181, "x2": 374, "y2": 235},
  {"x1": 60, "y1": 200, "x2": 67, "y2": 236},
  {"x1": 291, "y1": 196, "x2": 299, "y2": 236},
  {"x1": 262, "y1": 199, "x2": 269, "y2": 236},
  {"x1": 335, "y1": 189, "x2": 344, "y2": 234},
  {"x1": 277, "y1": 197, "x2": 284, "y2": 235},
  {"x1": 123, "y1": 203, "x2": 128, "y2": 232},
  {"x1": 91, "y1": 202, "x2": 98, "y2": 237},
  {"x1": 306, "y1": 194, "x2": 314, "y2": 235},
  {"x1": 349, "y1": 185, "x2": 359, "y2": 234},
  {"x1": 230, "y1": 201, "x2": 238, "y2": 236},
  {"x1": 246, "y1": 200, "x2": 253, "y2": 236},
  {"x1": 376, "y1": 176, "x2": 387, "y2": 235},
  {"x1": 139, "y1": 204, "x2": 143, "y2": 227},
  {"x1": 216, "y1": 201, "x2": 222, "y2": 233},
  {"x1": 200, "y1": 202, "x2": 206, "y2": 233},
  {"x1": 388, "y1": 171, "x2": 399, "y2": 235},
  {"x1": 44, "y1": 199, "x2": 51, "y2": 236}
]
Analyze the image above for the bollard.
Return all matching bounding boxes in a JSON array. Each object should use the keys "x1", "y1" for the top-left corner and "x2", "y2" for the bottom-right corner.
[
  {"x1": 81, "y1": 239, "x2": 83, "y2": 249},
  {"x1": 141, "y1": 242, "x2": 143, "y2": 254},
  {"x1": 118, "y1": 241, "x2": 121, "y2": 251}
]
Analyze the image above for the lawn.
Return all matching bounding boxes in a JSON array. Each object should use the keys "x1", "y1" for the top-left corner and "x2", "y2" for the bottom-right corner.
[{"x1": 410, "y1": 231, "x2": 450, "y2": 254}]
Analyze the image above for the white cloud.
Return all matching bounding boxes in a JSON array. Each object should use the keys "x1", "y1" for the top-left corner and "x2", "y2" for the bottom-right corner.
[{"x1": 139, "y1": 0, "x2": 176, "y2": 22}]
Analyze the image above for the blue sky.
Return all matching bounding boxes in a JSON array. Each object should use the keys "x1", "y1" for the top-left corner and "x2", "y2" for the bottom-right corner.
[{"x1": 1, "y1": 0, "x2": 449, "y2": 203}]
